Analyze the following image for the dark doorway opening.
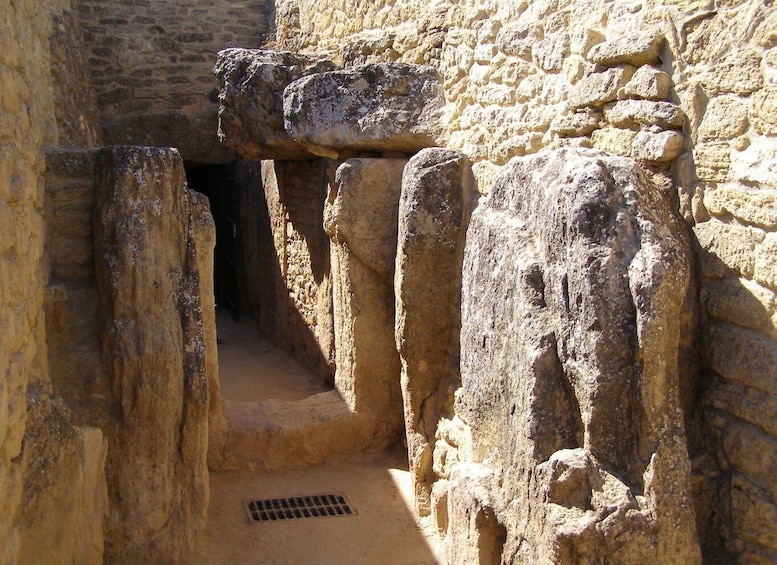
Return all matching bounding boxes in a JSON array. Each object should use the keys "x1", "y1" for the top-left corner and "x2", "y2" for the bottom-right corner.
[{"x1": 185, "y1": 163, "x2": 240, "y2": 315}]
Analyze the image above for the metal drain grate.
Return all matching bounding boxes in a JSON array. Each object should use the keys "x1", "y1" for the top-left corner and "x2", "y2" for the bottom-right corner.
[{"x1": 244, "y1": 493, "x2": 357, "y2": 523}]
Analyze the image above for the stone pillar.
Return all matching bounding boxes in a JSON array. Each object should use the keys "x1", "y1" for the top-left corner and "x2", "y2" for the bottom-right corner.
[
  {"x1": 324, "y1": 158, "x2": 406, "y2": 448},
  {"x1": 93, "y1": 146, "x2": 210, "y2": 564},
  {"x1": 394, "y1": 148, "x2": 473, "y2": 516}
]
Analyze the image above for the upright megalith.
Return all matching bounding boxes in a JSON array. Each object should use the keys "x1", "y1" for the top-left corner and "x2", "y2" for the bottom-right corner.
[
  {"x1": 455, "y1": 148, "x2": 700, "y2": 563},
  {"x1": 283, "y1": 63, "x2": 447, "y2": 157},
  {"x1": 324, "y1": 158, "x2": 407, "y2": 448},
  {"x1": 93, "y1": 146, "x2": 210, "y2": 564},
  {"x1": 394, "y1": 148, "x2": 473, "y2": 517},
  {"x1": 214, "y1": 49, "x2": 335, "y2": 160}
]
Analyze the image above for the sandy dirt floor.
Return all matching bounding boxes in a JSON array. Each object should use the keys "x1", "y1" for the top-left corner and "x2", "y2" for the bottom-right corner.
[
  {"x1": 216, "y1": 308, "x2": 328, "y2": 402},
  {"x1": 197, "y1": 448, "x2": 445, "y2": 565},
  {"x1": 198, "y1": 312, "x2": 445, "y2": 564}
]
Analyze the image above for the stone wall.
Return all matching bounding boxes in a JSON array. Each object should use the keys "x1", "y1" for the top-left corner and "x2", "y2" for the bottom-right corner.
[
  {"x1": 1, "y1": 0, "x2": 65, "y2": 561},
  {"x1": 275, "y1": 0, "x2": 777, "y2": 561},
  {"x1": 78, "y1": 0, "x2": 274, "y2": 163}
]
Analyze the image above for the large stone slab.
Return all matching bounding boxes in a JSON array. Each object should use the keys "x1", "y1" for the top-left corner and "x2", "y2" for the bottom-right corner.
[
  {"x1": 324, "y1": 158, "x2": 406, "y2": 448},
  {"x1": 394, "y1": 148, "x2": 473, "y2": 516},
  {"x1": 284, "y1": 63, "x2": 447, "y2": 156},
  {"x1": 93, "y1": 146, "x2": 210, "y2": 564},
  {"x1": 458, "y1": 148, "x2": 700, "y2": 563},
  {"x1": 214, "y1": 49, "x2": 335, "y2": 160}
]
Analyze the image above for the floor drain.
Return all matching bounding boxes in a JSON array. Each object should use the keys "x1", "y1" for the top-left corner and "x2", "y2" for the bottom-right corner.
[{"x1": 244, "y1": 493, "x2": 357, "y2": 523}]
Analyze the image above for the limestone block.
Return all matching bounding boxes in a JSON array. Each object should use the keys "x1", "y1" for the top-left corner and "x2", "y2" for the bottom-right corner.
[
  {"x1": 550, "y1": 109, "x2": 602, "y2": 137},
  {"x1": 93, "y1": 146, "x2": 210, "y2": 564},
  {"x1": 704, "y1": 185, "x2": 777, "y2": 230},
  {"x1": 730, "y1": 136, "x2": 777, "y2": 187},
  {"x1": 632, "y1": 130, "x2": 684, "y2": 162},
  {"x1": 707, "y1": 380, "x2": 777, "y2": 438},
  {"x1": 704, "y1": 49, "x2": 763, "y2": 95},
  {"x1": 394, "y1": 149, "x2": 472, "y2": 515},
  {"x1": 446, "y1": 464, "x2": 505, "y2": 565},
  {"x1": 694, "y1": 142, "x2": 731, "y2": 183},
  {"x1": 460, "y1": 147, "x2": 700, "y2": 563},
  {"x1": 591, "y1": 126, "x2": 636, "y2": 156},
  {"x1": 325, "y1": 158, "x2": 405, "y2": 448},
  {"x1": 756, "y1": 234, "x2": 777, "y2": 290},
  {"x1": 751, "y1": 87, "x2": 777, "y2": 136},
  {"x1": 698, "y1": 96, "x2": 749, "y2": 141},
  {"x1": 587, "y1": 33, "x2": 664, "y2": 67},
  {"x1": 620, "y1": 65, "x2": 671, "y2": 100},
  {"x1": 284, "y1": 63, "x2": 447, "y2": 155},
  {"x1": 702, "y1": 276, "x2": 776, "y2": 337},
  {"x1": 729, "y1": 473, "x2": 777, "y2": 561},
  {"x1": 214, "y1": 49, "x2": 335, "y2": 160},
  {"x1": 706, "y1": 323, "x2": 777, "y2": 395},
  {"x1": 496, "y1": 22, "x2": 543, "y2": 60},
  {"x1": 604, "y1": 100, "x2": 684, "y2": 129},
  {"x1": 568, "y1": 65, "x2": 635, "y2": 108},
  {"x1": 531, "y1": 34, "x2": 570, "y2": 72},
  {"x1": 15, "y1": 388, "x2": 108, "y2": 565},
  {"x1": 720, "y1": 419, "x2": 777, "y2": 501},
  {"x1": 694, "y1": 219, "x2": 762, "y2": 278}
]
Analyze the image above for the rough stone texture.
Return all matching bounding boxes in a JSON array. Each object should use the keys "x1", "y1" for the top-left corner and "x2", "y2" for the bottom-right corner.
[
  {"x1": 632, "y1": 130, "x2": 685, "y2": 162},
  {"x1": 214, "y1": 49, "x2": 336, "y2": 160},
  {"x1": 567, "y1": 66, "x2": 636, "y2": 109},
  {"x1": 93, "y1": 146, "x2": 210, "y2": 564},
  {"x1": 284, "y1": 63, "x2": 447, "y2": 156},
  {"x1": 1, "y1": 1, "x2": 66, "y2": 561},
  {"x1": 233, "y1": 158, "x2": 335, "y2": 384},
  {"x1": 325, "y1": 158, "x2": 406, "y2": 448},
  {"x1": 620, "y1": 65, "x2": 671, "y2": 101},
  {"x1": 48, "y1": 8, "x2": 101, "y2": 147},
  {"x1": 604, "y1": 100, "x2": 684, "y2": 130},
  {"x1": 78, "y1": 0, "x2": 273, "y2": 162},
  {"x1": 102, "y1": 109, "x2": 235, "y2": 165},
  {"x1": 458, "y1": 148, "x2": 700, "y2": 563},
  {"x1": 587, "y1": 33, "x2": 664, "y2": 67},
  {"x1": 14, "y1": 387, "x2": 108, "y2": 565},
  {"x1": 394, "y1": 148, "x2": 473, "y2": 516}
]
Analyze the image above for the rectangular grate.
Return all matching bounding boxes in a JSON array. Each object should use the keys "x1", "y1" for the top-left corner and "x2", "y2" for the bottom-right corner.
[{"x1": 244, "y1": 492, "x2": 357, "y2": 523}]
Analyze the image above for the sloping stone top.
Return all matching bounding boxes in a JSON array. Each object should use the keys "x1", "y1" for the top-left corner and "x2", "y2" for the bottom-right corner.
[{"x1": 283, "y1": 63, "x2": 447, "y2": 156}]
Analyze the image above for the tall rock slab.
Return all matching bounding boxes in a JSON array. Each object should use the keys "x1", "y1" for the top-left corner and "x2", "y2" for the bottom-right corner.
[
  {"x1": 394, "y1": 149, "x2": 473, "y2": 516},
  {"x1": 456, "y1": 148, "x2": 700, "y2": 563},
  {"x1": 284, "y1": 63, "x2": 447, "y2": 157},
  {"x1": 324, "y1": 158, "x2": 406, "y2": 448},
  {"x1": 93, "y1": 147, "x2": 210, "y2": 564}
]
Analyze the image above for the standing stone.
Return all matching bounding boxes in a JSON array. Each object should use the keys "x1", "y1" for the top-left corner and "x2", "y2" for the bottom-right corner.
[
  {"x1": 394, "y1": 148, "x2": 473, "y2": 516},
  {"x1": 284, "y1": 63, "x2": 447, "y2": 156},
  {"x1": 457, "y1": 148, "x2": 701, "y2": 563},
  {"x1": 324, "y1": 158, "x2": 407, "y2": 448},
  {"x1": 93, "y1": 147, "x2": 210, "y2": 564},
  {"x1": 214, "y1": 49, "x2": 335, "y2": 160}
]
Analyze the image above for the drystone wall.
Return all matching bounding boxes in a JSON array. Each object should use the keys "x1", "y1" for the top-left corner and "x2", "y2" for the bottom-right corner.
[
  {"x1": 273, "y1": 0, "x2": 777, "y2": 561},
  {"x1": 1, "y1": 0, "x2": 68, "y2": 562},
  {"x1": 78, "y1": 0, "x2": 274, "y2": 163}
]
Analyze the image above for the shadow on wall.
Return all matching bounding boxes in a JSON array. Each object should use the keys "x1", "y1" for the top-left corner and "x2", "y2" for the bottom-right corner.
[{"x1": 232, "y1": 158, "x2": 335, "y2": 386}]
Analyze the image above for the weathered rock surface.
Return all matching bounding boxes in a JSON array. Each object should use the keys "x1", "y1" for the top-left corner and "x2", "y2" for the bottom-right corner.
[
  {"x1": 458, "y1": 148, "x2": 700, "y2": 563},
  {"x1": 214, "y1": 49, "x2": 335, "y2": 160},
  {"x1": 324, "y1": 158, "x2": 406, "y2": 448},
  {"x1": 102, "y1": 108, "x2": 236, "y2": 165},
  {"x1": 284, "y1": 63, "x2": 447, "y2": 156},
  {"x1": 587, "y1": 33, "x2": 664, "y2": 67},
  {"x1": 93, "y1": 146, "x2": 210, "y2": 564},
  {"x1": 15, "y1": 387, "x2": 107, "y2": 565},
  {"x1": 394, "y1": 148, "x2": 473, "y2": 516}
]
